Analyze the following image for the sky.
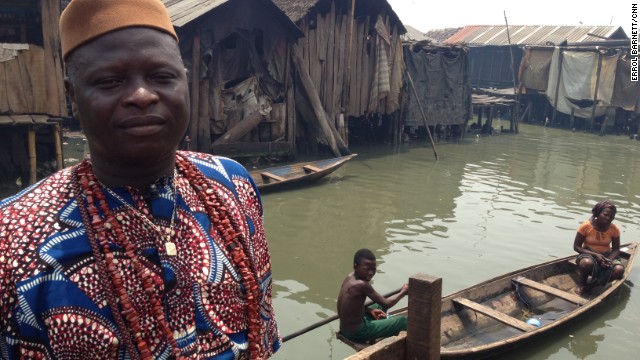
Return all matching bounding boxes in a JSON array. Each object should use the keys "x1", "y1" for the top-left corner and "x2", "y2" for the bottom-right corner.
[{"x1": 386, "y1": 0, "x2": 635, "y2": 38}]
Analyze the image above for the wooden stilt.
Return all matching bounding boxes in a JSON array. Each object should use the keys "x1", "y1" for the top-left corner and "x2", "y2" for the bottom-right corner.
[
  {"x1": 54, "y1": 122, "x2": 63, "y2": 169},
  {"x1": 28, "y1": 127, "x2": 37, "y2": 184}
]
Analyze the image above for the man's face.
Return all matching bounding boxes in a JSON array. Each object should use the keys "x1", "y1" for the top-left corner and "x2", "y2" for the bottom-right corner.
[
  {"x1": 354, "y1": 258, "x2": 377, "y2": 282},
  {"x1": 65, "y1": 27, "x2": 190, "y2": 168}
]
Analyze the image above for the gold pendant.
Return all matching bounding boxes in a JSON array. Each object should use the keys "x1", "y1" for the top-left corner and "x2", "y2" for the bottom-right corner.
[{"x1": 165, "y1": 241, "x2": 177, "y2": 256}]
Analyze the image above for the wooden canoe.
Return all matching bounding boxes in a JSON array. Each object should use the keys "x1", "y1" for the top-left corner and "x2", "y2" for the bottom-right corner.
[
  {"x1": 249, "y1": 154, "x2": 356, "y2": 192},
  {"x1": 340, "y1": 242, "x2": 638, "y2": 359}
]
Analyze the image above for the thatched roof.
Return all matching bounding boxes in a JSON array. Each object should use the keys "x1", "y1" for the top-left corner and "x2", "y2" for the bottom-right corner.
[{"x1": 273, "y1": 0, "x2": 406, "y2": 33}]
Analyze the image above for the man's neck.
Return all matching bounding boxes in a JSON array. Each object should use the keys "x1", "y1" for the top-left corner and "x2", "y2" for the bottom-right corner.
[{"x1": 90, "y1": 152, "x2": 177, "y2": 189}]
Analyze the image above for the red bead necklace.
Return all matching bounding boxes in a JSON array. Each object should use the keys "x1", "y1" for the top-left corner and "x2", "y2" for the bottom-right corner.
[
  {"x1": 73, "y1": 155, "x2": 263, "y2": 359},
  {"x1": 175, "y1": 154, "x2": 263, "y2": 359}
]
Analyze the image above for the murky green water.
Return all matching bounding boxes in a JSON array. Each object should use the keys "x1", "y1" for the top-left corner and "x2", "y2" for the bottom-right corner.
[
  {"x1": 2, "y1": 123, "x2": 639, "y2": 359},
  {"x1": 266, "y1": 123, "x2": 640, "y2": 360}
]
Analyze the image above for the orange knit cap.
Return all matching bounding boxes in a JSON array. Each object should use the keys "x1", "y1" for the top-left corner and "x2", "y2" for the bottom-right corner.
[{"x1": 60, "y1": 0, "x2": 178, "y2": 61}]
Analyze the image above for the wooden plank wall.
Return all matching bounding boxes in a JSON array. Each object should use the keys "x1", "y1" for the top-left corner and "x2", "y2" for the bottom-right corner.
[
  {"x1": 296, "y1": 2, "x2": 404, "y2": 128},
  {"x1": 0, "y1": 0, "x2": 66, "y2": 117}
]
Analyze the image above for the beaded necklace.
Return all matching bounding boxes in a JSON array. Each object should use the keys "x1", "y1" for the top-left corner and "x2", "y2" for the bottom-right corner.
[
  {"x1": 99, "y1": 170, "x2": 179, "y2": 256},
  {"x1": 72, "y1": 154, "x2": 263, "y2": 359}
]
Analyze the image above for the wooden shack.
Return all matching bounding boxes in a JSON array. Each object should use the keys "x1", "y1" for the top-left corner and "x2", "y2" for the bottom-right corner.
[
  {"x1": 273, "y1": 0, "x2": 406, "y2": 152},
  {"x1": 0, "y1": 0, "x2": 65, "y2": 188},
  {"x1": 163, "y1": 0, "x2": 303, "y2": 159}
]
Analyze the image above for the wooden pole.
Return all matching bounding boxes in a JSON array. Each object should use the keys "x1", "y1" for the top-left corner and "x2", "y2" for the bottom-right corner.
[
  {"x1": 190, "y1": 30, "x2": 201, "y2": 151},
  {"x1": 281, "y1": 288, "x2": 402, "y2": 342},
  {"x1": 551, "y1": 48, "x2": 564, "y2": 125},
  {"x1": 342, "y1": 0, "x2": 356, "y2": 112},
  {"x1": 292, "y1": 43, "x2": 343, "y2": 156},
  {"x1": 590, "y1": 49, "x2": 604, "y2": 132},
  {"x1": 28, "y1": 127, "x2": 37, "y2": 184},
  {"x1": 504, "y1": 11, "x2": 519, "y2": 133},
  {"x1": 406, "y1": 71, "x2": 438, "y2": 160},
  {"x1": 54, "y1": 122, "x2": 63, "y2": 170},
  {"x1": 407, "y1": 273, "x2": 442, "y2": 360}
]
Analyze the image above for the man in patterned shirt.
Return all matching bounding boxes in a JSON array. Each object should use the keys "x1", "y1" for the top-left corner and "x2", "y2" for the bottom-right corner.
[{"x1": 0, "y1": 0, "x2": 279, "y2": 358}]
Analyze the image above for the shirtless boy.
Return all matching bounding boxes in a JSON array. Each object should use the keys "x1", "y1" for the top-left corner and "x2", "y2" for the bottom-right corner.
[{"x1": 337, "y1": 248, "x2": 409, "y2": 342}]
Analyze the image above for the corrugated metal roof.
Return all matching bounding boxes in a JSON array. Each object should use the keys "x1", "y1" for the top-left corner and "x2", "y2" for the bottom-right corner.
[{"x1": 444, "y1": 25, "x2": 625, "y2": 45}]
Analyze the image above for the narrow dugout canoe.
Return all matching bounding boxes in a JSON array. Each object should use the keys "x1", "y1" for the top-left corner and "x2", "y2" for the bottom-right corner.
[
  {"x1": 249, "y1": 154, "x2": 356, "y2": 192},
  {"x1": 340, "y1": 242, "x2": 638, "y2": 359}
]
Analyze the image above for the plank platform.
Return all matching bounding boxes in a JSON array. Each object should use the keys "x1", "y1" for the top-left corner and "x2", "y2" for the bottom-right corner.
[
  {"x1": 261, "y1": 171, "x2": 286, "y2": 182},
  {"x1": 514, "y1": 277, "x2": 587, "y2": 305},
  {"x1": 303, "y1": 164, "x2": 322, "y2": 173},
  {"x1": 453, "y1": 297, "x2": 537, "y2": 332}
]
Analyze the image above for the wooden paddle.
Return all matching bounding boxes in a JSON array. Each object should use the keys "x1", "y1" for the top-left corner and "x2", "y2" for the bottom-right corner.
[{"x1": 282, "y1": 288, "x2": 402, "y2": 342}]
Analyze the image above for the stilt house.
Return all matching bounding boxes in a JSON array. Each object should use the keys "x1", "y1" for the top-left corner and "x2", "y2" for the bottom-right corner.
[
  {"x1": 163, "y1": 0, "x2": 303, "y2": 158},
  {"x1": 273, "y1": 0, "x2": 406, "y2": 153},
  {"x1": 0, "y1": 0, "x2": 65, "y2": 187}
]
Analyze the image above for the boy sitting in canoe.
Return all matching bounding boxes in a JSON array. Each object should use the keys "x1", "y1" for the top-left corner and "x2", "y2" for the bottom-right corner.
[
  {"x1": 337, "y1": 248, "x2": 409, "y2": 343},
  {"x1": 573, "y1": 200, "x2": 625, "y2": 295}
]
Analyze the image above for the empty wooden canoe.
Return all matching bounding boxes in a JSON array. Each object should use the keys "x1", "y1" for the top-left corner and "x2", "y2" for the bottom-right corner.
[{"x1": 249, "y1": 154, "x2": 356, "y2": 192}]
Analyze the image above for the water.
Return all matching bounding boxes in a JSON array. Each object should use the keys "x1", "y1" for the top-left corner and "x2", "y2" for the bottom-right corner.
[
  {"x1": 2, "y1": 124, "x2": 639, "y2": 359},
  {"x1": 265, "y1": 123, "x2": 640, "y2": 360}
]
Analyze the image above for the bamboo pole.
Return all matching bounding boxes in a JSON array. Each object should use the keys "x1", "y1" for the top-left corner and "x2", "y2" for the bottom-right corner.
[{"x1": 406, "y1": 71, "x2": 439, "y2": 161}]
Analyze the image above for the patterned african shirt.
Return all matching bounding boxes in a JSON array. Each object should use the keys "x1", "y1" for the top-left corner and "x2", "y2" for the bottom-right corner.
[{"x1": 0, "y1": 151, "x2": 279, "y2": 359}]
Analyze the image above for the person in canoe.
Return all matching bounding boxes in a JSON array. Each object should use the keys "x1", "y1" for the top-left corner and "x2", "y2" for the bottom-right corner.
[
  {"x1": 337, "y1": 248, "x2": 409, "y2": 343},
  {"x1": 573, "y1": 200, "x2": 625, "y2": 295}
]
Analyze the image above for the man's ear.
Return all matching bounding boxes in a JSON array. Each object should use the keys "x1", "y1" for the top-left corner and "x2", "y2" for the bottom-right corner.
[{"x1": 64, "y1": 77, "x2": 79, "y2": 119}]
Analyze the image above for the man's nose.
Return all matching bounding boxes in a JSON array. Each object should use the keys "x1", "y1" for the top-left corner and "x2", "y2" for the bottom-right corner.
[{"x1": 124, "y1": 82, "x2": 159, "y2": 108}]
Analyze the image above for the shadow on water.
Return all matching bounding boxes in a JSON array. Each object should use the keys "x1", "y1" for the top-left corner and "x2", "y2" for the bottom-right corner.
[{"x1": 492, "y1": 283, "x2": 632, "y2": 360}]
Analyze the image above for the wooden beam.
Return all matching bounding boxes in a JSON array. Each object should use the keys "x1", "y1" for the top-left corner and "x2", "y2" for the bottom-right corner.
[
  {"x1": 303, "y1": 164, "x2": 322, "y2": 173},
  {"x1": 341, "y1": 0, "x2": 356, "y2": 112},
  {"x1": 28, "y1": 127, "x2": 36, "y2": 184},
  {"x1": 41, "y1": 0, "x2": 67, "y2": 116},
  {"x1": 190, "y1": 30, "x2": 201, "y2": 151},
  {"x1": 292, "y1": 43, "x2": 341, "y2": 157},
  {"x1": 261, "y1": 171, "x2": 286, "y2": 182},
  {"x1": 514, "y1": 277, "x2": 587, "y2": 305},
  {"x1": 407, "y1": 273, "x2": 442, "y2": 360},
  {"x1": 453, "y1": 298, "x2": 536, "y2": 332}
]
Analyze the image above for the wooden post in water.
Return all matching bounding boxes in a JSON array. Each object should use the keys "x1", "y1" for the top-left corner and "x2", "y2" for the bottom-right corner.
[
  {"x1": 551, "y1": 49, "x2": 564, "y2": 125},
  {"x1": 406, "y1": 273, "x2": 442, "y2": 360}
]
